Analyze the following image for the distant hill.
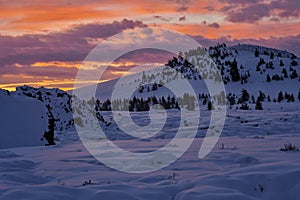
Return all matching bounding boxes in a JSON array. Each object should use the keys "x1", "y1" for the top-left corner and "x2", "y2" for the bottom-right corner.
[{"x1": 73, "y1": 43, "x2": 299, "y2": 111}]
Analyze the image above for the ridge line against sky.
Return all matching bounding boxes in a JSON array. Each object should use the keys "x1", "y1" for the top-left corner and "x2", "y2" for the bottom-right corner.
[{"x1": 0, "y1": 0, "x2": 299, "y2": 91}]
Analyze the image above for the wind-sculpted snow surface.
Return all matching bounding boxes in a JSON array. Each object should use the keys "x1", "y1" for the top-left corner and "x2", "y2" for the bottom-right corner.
[{"x1": 0, "y1": 109, "x2": 300, "y2": 200}]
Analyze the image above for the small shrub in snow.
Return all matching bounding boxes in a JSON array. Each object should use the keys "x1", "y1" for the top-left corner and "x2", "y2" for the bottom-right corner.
[
  {"x1": 82, "y1": 179, "x2": 93, "y2": 186},
  {"x1": 280, "y1": 143, "x2": 299, "y2": 152},
  {"x1": 254, "y1": 184, "x2": 264, "y2": 192}
]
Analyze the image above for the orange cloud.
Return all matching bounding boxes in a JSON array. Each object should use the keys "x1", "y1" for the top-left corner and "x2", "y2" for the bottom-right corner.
[
  {"x1": 1, "y1": 0, "x2": 299, "y2": 40},
  {"x1": 31, "y1": 61, "x2": 82, "y2": 68}
]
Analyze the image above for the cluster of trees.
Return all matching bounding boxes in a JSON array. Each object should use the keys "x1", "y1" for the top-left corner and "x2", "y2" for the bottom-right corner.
[
  {"x1": 225, "y1": 89, "x2": 300, "y2": 110},
  {"x1": 165, "y1": 55, "x2": 201, "y2": 81},
  {"x1": 94, "y1": 93, "x2": 197, "y2": 112},
  {"x1": 207, "y1": 45, "x2": 299, "y2": 85},
  {"x1": 266, "y1": 71, "x2": 298, "y2": 82},
  {"x1": 93, "y1": 89, "x2": 300, "y2": 113},
  {"x1": 255, "y1": 48, "x2": 282, "y2": 58},
  {"x1": 138, "y1": 82, "x2": 164, "y2": 93},
  {"x1": 277, "y1": 91, "x2": 295, "y2": 103},
  {"x1": 254, "y1": 48, "x2": 299, "y2": 82}
]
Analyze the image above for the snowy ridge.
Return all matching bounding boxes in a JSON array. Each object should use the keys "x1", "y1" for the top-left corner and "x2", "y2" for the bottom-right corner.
[
  {"x1": 13, "y1": 85, "x2": 75, "y2": 132},
  {"x1": 0, "y1": 88, "x2": 9, "y2": 96}
]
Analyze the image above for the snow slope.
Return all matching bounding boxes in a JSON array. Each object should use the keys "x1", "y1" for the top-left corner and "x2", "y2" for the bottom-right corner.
[{"x1": 0, "y1": 93, "x2": 47, "y2": 149}]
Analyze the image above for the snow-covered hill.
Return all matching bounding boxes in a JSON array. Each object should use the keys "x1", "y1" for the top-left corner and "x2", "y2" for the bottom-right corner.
[
  {"x1": 75, "y1": 44, "x2": 300, "y2": 113},
  {"x1": 211, "y1": 44, "x2": 299, "y2": 96},
  {"x1": 75, "y1": 44, "x2": 298, "y2": 100}
]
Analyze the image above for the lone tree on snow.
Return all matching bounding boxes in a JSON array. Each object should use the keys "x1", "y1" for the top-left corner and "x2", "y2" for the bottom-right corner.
[{"x1": 44, "y1": 105, "x2": 55, "y2": 145}]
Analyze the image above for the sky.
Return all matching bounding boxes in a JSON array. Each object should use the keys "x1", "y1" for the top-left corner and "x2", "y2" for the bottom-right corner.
[{"x1": 0, "y1": 0, "x2": 300, "y2": 91}]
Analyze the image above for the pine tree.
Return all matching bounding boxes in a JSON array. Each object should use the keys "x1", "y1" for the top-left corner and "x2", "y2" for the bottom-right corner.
[
  {"x1": 255, "y1": 98, "x2": 263, "y2": 110},
  {"x1": 228, "y1": 96, "x2": 236, "y2": 105},
  {"x1": 266, "y1": 74, "x2": 271, "y2": 82},
  {"x1": 207, "y1": 101, "x2": 214, "y2": 110},
  {"x1": 280, "y1": 60, "x2": 284, "y2": 66},
  {"x1": 152, "y1": 82, "x2": 158, "y2": 91},
  {"x1": 202, "y1": 98, "x2": 207, "y2": 105},
  {"x1": 95, "y1": 99, "x2": 100, "y2": 111},
  {"x1": 240, "y1": 89, "x2": 250, "y2": 103},
  {"x1": 240, "y1": 103, "x2": 249, "y2": 110},
  {"x1": 282, "y1": 68, "x2": 288, "y2": 78},
  {"x1": 251, "y1": 95, "x2": 255, "y2": 104},
  {"x1": 258, "y1": 91, "x2": 265, "y2": 102},
  {"x1": 138, "y1": 85, "x2": 144, "y2": 93},
  {"x1": 44, "y1": 114, "x2": 55, "y2": 146},
  {"x1": 290, "y1": 70, "x2": 298, "y2": 79},
  {"x1": 291, "y1": 94, "x2": 295, "y2": 102},
  {"x1": 256, "y1": 64, "x2": 261, "y2": 72},
  {"x1": 278, "y1": 91, "x2": 284, "y2": 103},
  {"x1": 291, "y1": 60, "x2": 298, "y2": 66},
  {"x1": 230, "y1": 59, "x2": 240, "y2": 82},
  {"x1": 255, "y1": 48, "x2": 259, "y2": 57},
  {"x1": 270, "y1": 52, "x2": 274, "y2": 59}
]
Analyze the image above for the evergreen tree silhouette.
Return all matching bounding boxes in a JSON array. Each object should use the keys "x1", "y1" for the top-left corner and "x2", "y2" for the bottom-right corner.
[{"x1": 230, "y1": 59, "x2": 240, "y2": 82}]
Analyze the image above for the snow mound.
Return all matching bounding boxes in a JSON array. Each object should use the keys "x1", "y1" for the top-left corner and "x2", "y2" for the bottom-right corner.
[{"x1": 0, "y1": 94, "x2": 48, "y2": 149}]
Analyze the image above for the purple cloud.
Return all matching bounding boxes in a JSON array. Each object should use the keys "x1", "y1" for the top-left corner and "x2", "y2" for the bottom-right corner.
[
  {"x1": 225, "y1": 3, "x2": 271, "y2": 23},
  {"x1": 153, "y1": 15, "x2": 171, "y2": 22},
  {"x1": 270, "y1": 0, "x2": 300, "y2": 18},
  {"x1": 207, "y1": 22, "x2": 221, "y2": 29},
  {"x1": 201, "y1": 21, "x2": 221, "y2": 29},
  {"x1": 219, "y1": 0, "x2": 258, "y2": 4},
  {"x1": 220, "y1": 0, "x2": 300, "y2": 23},
  {"x1": 0, "y1": 19, "x2": 146, "y2": 66}
]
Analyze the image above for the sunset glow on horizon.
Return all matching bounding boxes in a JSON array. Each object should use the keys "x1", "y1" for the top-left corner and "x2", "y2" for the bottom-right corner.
[{"x1": 1, "y1": 0, "x2": 300, "y2": 91}]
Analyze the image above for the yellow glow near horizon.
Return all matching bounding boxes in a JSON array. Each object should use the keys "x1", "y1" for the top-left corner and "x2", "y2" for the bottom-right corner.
[{"x1": 0, "y1": 79, "x2": 109, "y2": 92}]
